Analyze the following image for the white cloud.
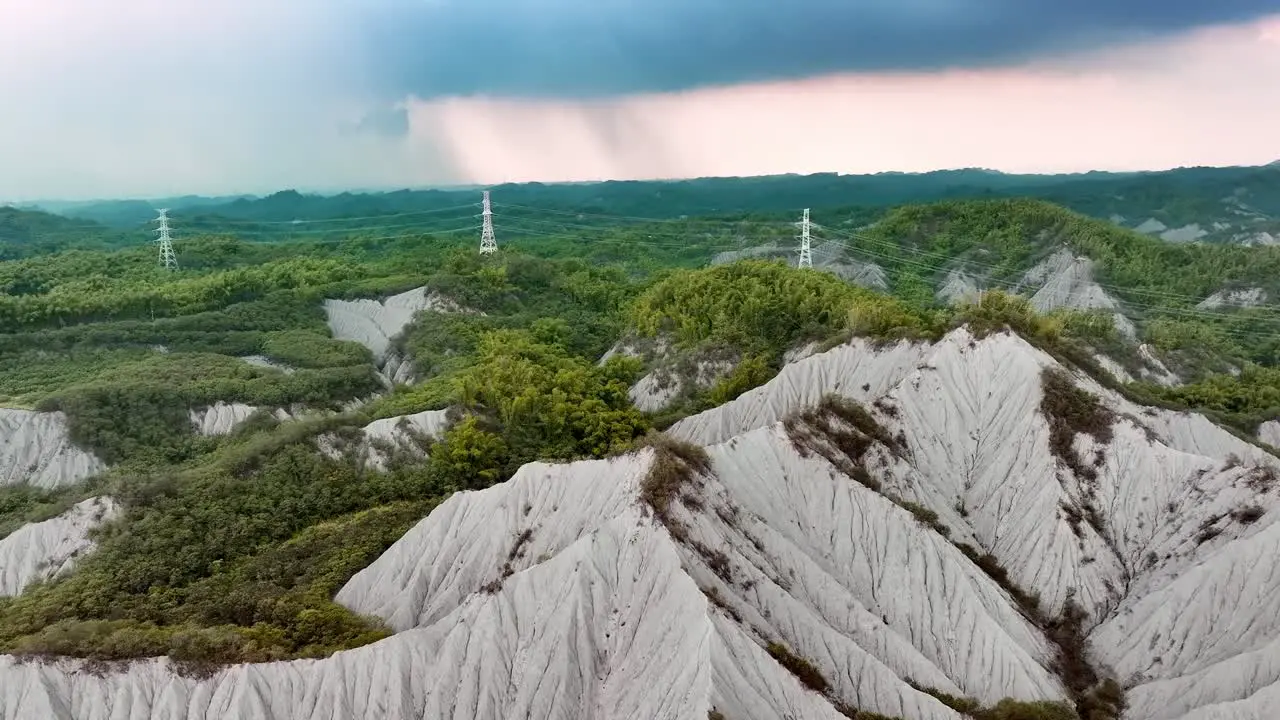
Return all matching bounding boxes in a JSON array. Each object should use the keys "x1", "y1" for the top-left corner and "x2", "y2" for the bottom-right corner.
[
  {"x1": 404, "y1": 15, "x2": 1280, "y2": 184},
  {"x1": 0, "y1": 0, "x2": 456, "y2": 201}
]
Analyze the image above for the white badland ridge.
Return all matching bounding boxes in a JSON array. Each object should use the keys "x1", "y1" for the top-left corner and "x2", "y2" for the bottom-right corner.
[
  {"x1": 0, "y1": 408, "x2": 107, "y2": 490},
  {"x1": 711, "y1": 242, "x2": 890, "y2": 291},
  {"x1": 605, "y1": 336, "x2": 739, "y2": 413},
  {"x1": 1018, "y1": 248, "x2": 1137, "y2": 340},
  {"x1": 323, "y1": 286, "x2": 473, "y2": 389},
  {"x1": 1195, "y1": 288, "x2": 1267, "y2": 311},
  {"x1": 936, "y1": 269, "x2": 981, "y2": 305},
  {"x1": 0, "y1": 497, "x2": 117, "y2": 597},
  {"x1": 316, "y1": 408, "x2": 453, "y2": 471},
  {"x1": 4, "y1": 327, "x2": 1278, "y2": 719},
  {"x1": 1258, "y1": 420, "x2": 1280, "y2": 448},
  {"x1": 671, "y1": 328, "x2": 1280, "y2": 719},
  {"x1": 189, "y1": 402, "x2": 260, "y2": 437}
]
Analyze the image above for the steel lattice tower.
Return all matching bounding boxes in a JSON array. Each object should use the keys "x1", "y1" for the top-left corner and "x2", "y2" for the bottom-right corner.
[
  {"x1": 479, "y1": 191, "x2": 497, "y2": 255},
  {"x1": 155, "y1": 209, "x2": 179, "y2": 270},
  {"x1": 797, "y1": 208, "x2": 812, "y2": 269}
]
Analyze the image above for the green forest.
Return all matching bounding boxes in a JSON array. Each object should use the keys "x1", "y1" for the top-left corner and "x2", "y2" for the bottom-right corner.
[
  {"x1": 22, "y1": 163, "x2": 1280, "y2": 236},
  {"x1": 3, "y1": 185, "x2": 1280, "y2": 675}
]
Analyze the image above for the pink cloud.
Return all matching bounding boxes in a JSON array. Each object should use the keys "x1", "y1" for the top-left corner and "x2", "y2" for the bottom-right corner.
[{"x1": 408, "y1": 15, "x2": 1280, "y2": 184}]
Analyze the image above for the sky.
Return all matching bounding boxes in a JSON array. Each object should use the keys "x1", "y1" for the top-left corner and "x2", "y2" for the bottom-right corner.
[{"x1": 0, "y1": 0, "x2": 1278, "y2": 200}]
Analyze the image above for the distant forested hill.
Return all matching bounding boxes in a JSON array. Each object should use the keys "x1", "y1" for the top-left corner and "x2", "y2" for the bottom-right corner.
[
  {"x1": 31, "y1": 165, "x2": 1280, "y2": 244},
  {"x1": 0, "y1": 207, "x2": 127, "y2": 259},
  {"x1": 26, "y1": 195, "x2": 255, "y2": 229}
]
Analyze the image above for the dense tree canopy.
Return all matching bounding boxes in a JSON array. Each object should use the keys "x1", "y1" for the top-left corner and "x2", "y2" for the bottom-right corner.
[{"x1": 4, "y1": 185, "x2": 1280, "y2": 672}]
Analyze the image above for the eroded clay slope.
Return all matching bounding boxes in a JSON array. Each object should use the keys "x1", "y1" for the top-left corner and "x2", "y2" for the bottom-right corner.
[
  {"x1": 0, "y1": 433, "x2": 1081, "y2": 719},
  {"x1": 4, "y1": 327, "x2": 1276, "y2": 719},
  {"x1": 0, "y1": 451, "x2": 936, "y2": 720},
  {"x1": 316, "y1": 409, "x2": 452, "y2": 472},
  {"x1": 336, "y1": 454, "x2": 648, "y2": 630},
  {"x1": 1259, "y1": 420, "x2": 1280, "y2": 448},
  {"x1": 667, "y1": 336, "x2": 931, "y2": 446},
  {"x1": 0, "y1": 409, "x2": 107, "y2": 490},
  {"x1": 1094, "y1": 513, "x2": 1280, "y2": 720},
  {"x1": 1017, "y1": 248, "x2": 1136, "y2": 339},
  {"x1": 671, "y1": 327, "x2": 1280, "y2": 719},
  {"x1": 323, "y1": 286, "x2": 472, "y2": 388},
  {"x1": 189, "y1": 402, "x2": 259, "y2": 436},
  {"x1": 0, "y1": 497, "x2": 116, "y2": 597},
  {"x1": 341, "y1": 434, "x2": 1070, "y2": 718}
]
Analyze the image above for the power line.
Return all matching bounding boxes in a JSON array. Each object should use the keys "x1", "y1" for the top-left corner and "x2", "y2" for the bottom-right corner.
[
  {"x1": 399, "y1": 215, "x2": 1280, "y2": 347},
  {"x1": 492, "y1": 202, "x2": 719, "y2": 225},
  {"x1": 154, "y1": 210, "x2": 178, "y2": 271},
  {"x1": 479, "y1": 191, "x2": 498, "y2": 255},
  {"x1": 11, "y1": 204, "x2": 483, "y2": 242},
  {"x1": 797, "y1": 208, "x2": 813, "y2": 269},
  {"x1": 225, "y1": 224, "x2": 480, "y2": 248},
  {"x1": 19, "y1": 196, "x2": 1280, "y2": 331},
  {"x1": 169, "y1": 202, "x2": 482, "y2": 226},
  {"x1": 17, "y1": 198, "x2": 1274, "y2": 310}
]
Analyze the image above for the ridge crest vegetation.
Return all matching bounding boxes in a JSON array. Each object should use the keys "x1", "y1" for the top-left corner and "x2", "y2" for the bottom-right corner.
[{"x1": 0, "y1": 191, "x2": 1277, "y2": 718}]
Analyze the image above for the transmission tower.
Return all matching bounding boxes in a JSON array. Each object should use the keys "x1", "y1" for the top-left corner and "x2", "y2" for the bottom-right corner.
[
  {"x1": 797, "y1": 208, "x2": 813, "y2": 269},
  {"x1": 154, "y1": 209, "x2": 179, "y2": 270},
  {"x1": 479, "y1": 191, "x2": 497, "y2": 255}
]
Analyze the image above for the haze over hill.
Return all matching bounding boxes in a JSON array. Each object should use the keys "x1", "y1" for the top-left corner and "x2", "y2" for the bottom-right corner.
[{"x1": 17, "y1": 164, "x2": 1280, "y2": 252}]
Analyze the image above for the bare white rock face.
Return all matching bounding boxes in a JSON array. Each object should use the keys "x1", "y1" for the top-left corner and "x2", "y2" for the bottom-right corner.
[
  {"x1": 323, "y1": 287, "x2": 454, "y2": 365},
  {"x1": 1196, "y1": 288, "x2": 1268, "y2": 310},
  {"x1": 1137, "y1": 344, "x2": 1181, "y2": 387},
  {"x1": 668, "y1": 335, "x2": 930, "y2": 447},
  {"x1": 239, "y1": 355, "x2": 296, "y2": 374},
  {"x1": 189, "y1": 402, "x2": 260, "y2": 437},
  {"x1": 672, "y1": 327, "x2": 1280, "y2": 718},
  {"x1": 323, "y1": 286, "x2": 473, "y2": 388},
  {"x1": 628, "y1": 358, "x2": 737, "y2": 413},
  {"x1": 822, "y1": 259, "x2": 890, "y2": 291},
  {"x1": 936, "y1": 269, "x2": 981, "y2": 305},
  {"x1": 1018, "y1": 248, "x2": 1137, "y2": 339},
  {"x1": 1259, "y1": 420, "x2": 1280, "y2": 449},
  {"x1": 611, "y1": 335, "x2": 738, "y2": 413},
  {"x1": 0, "y1": 444, "x2": 1061, "y2": 720},
  {"x1": 0, "y1": 409, "x2": 107, "y2": 490},
  {"x1": 316, "y1": 409, "x2": 453, "y2": 472},
  {"x1": 1092, "y1": 354, "x2": 1134, "y2": 384},
  {"x1": 0, "y1": 497, "x2": 116, "y2": 597},
  {"x1": 3, "y1": 328, "x2": 1279, "y2": 719},
  {"x1": 1237, "y1": 231, "x2": 1278, "y2": 247}
]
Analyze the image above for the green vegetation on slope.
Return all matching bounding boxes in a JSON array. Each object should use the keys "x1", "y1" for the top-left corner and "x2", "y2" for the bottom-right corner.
[
  {"x1": 864, "y1": 198, "x2": 1280, "y2": 309},
  {"x1": 631, "y1": 259, "x2": 945, "y2": 357},
  {"x1": 1142, "y1": 365, "x2": 1280, "y2": 434},
  {"x1": 2, "y1": 186, "x2": 1279, "y2": 686},
  {"x1": 0, "y1": 231, "x2": 665, "y2": 664},
  {"x1": 44, "y1": 164, "x2": 1278, "y2": 242},
  {"x1": 0, "y1": 207, "x2": 129, "y2": 259},
  {"x1": 0, "y1": 432, "x2": 441, "y2": 664},
  {"x1": 858, "y1": 198, "x2": 1280, "y2": 374},
  {"x1": 616, "y1": 259, "x2": 950, "y2": 422}
]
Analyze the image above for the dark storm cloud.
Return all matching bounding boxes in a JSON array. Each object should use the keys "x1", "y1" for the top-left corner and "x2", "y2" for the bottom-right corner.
[{"x1": 358, "y1": 0, "x2": 1279, "y2": 99}]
